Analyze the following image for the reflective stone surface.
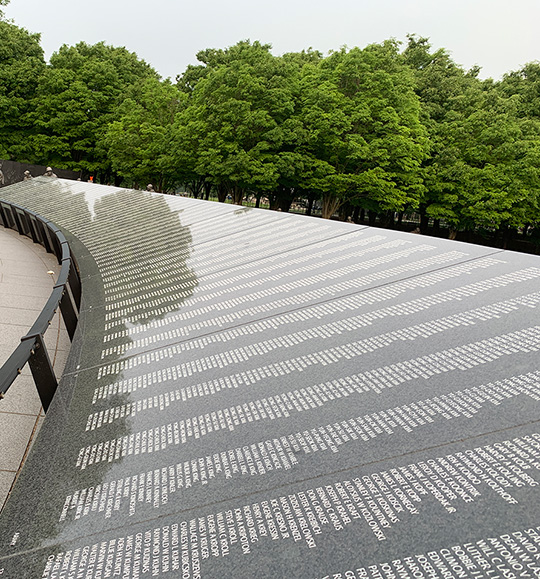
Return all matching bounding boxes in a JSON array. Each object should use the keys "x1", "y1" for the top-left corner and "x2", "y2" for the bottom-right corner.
[{"x1": 1, "y1": 178, "x2": 540, "y2": 578}]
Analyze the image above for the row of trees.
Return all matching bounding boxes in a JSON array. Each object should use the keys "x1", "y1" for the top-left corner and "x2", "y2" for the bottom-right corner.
[{"x1": 1, "y1": 14, "x2": 540, "y2": 242}]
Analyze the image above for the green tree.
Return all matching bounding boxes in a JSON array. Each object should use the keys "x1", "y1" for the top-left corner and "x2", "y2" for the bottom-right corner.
[
  {"x1": 0, "y1": 20, "x2": 45, "y2": 159},
  {"x1": 298, "y1": 41, "x2": 427, "y2": 218},
  {"x1": 402, "y1": 34, "x2": 483, "y2": 235},
  {"x1": 498, "y1": 62, "x2": 540, "y2": 119},
  {"x1": 491, "y1": 64, "x2": 540, "y2": 243},
  {"x1": 404, "y1": 36, "x2": 540, "y2": 241},
  {"x1": 105, "y1": 78, "x2": 186, "y2": 191},
  {"x1": 0, "y1": 0, "x2": 9, "y2": 20},
  {"x1": 28, "y1": 41, "x2": 157, "y2": 179},
  {"x1": 433, "y1": 86, "x2": 540, "y2": 238},
  {"x1": 174, "y1": 41, "x2": 299, "y2": 205}
]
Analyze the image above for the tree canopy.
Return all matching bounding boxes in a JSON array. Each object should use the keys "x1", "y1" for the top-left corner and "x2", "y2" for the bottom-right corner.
[
  {"x1": 26, "y1": 42, "x2": 157, "y2": 179},
  {"x1": 1, "y1": 21, "x2": 540, "y2": 248},
  {"x1": 0, "y1": 0, "x2": 9, "y2": 20},
  {"x1": 0, "y1": 19, "x2": 45, "y2": 159}
]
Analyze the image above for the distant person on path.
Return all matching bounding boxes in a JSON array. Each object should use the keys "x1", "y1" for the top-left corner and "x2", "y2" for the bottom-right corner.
[
  {"x1": 146, "y1": 184, "x2": 155, "y2": 192},
  {"x1": 23, "y1": 170, "x2": 33, "y2": 180},
  {"x1": 43, "y1": 166, "x2": 58, "y2": 177}
]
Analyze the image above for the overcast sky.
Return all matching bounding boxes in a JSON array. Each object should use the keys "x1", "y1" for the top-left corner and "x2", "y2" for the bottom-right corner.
[{"x1": 5, "y1": 0, "x2": 539, "y2": 81}]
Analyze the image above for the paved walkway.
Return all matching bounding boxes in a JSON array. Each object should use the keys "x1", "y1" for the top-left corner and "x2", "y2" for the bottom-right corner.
[{"x1": 0, "y1": 226, "x2": 71, "y2": 510}]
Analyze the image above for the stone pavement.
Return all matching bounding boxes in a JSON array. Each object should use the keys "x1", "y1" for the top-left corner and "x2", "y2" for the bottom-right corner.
[{"x1": 0, "y1": 226, "x2": 71, "y2": 510}]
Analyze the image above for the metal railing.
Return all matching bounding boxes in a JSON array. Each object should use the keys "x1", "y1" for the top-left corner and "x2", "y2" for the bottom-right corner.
[{"x1": 0, "y1": 200, "x2": 81, "y2": 412}]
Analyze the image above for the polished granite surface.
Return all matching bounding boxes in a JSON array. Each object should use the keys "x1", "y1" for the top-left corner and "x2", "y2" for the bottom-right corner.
[{"x1": 1, "y1": 178, "x2": 540, "y2": 577}]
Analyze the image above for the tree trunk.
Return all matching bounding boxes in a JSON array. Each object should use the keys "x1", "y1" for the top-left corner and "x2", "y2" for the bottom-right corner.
[
  {"x1": 306, "y1": 195, "x2": 314, "y2": 216},
  {"x1": 321, "y1": 193, "x2": 343, "y2": 219},
  {"x1": 420, "y1": 213, "x2": 429, "y2": 234},
  {"x1": 216, "y1": 183, "x2": 227, "y2": 203},
  {"x1": 338, "y1": 203, "x2": 352, "y2": 222},
  {"x1": 232, "y1": 185, "x2": 243, "y2": 205},
  {"x1": 380, "y1": 210, "x2": 394, "y2": 228},
  {"x1": 352, "y1": 206, "x2": 360, "y2": 224},
  {"x1": 203, "y1": 181, "x2": 212, "y2": 200},
  {"x1": 280, "y1": 196, "x2": 293, "y2": 212},
  {"x1": 265, "y1": 191, "x2": 276, "y2": 211},
  {"x1": 187, "y1": 179, "x2": 204, "y2": 199},
  {"x1": 498, "y1": 224, "x2": 515, "y2": 250}
]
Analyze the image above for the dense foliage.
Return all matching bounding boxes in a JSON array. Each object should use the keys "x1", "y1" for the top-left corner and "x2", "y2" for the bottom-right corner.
[{"x1": 1, "y1": 13, "x2": 539, "y2": 244}]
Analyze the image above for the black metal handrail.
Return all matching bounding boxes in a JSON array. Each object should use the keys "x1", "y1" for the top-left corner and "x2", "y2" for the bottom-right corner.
[{"x1": 0, "y1": 200, "x2": 81, "y2": 412}]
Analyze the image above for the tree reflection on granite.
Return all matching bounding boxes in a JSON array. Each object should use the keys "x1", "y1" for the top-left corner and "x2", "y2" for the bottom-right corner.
[{"x1": 0, "y1": 181, "x2": 197, "y2": 553}]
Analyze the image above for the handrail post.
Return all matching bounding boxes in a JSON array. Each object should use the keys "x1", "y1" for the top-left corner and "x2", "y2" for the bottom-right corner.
[
  {"x1": 36, "y1": 219, "x2": 53, "y2": 254},
  {"x1": 0, "y1": 203, "x2": 7, "y2": 228},
  {"x1": 26, "y1": 213, "x2": 42, "y2": 245},
  {"x1": 12, "y1": 207, "x2": 26, "y2": 235},
  {"x1": 0, "y1": 202, "x2": 15, "y2": 229},
  {"x1": 68, "y1": 262, "x2": 82, "y2": 310},
  {"x1": 22, "y1": 334, "x2": 58, "y2": 413},
  {"x1": 58, "y1": 285, "x2": 78, "y2": 340}
]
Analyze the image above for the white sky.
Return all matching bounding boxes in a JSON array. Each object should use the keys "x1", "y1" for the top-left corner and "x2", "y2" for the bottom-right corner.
[{"x1": 5, "y1": 0, "x2": 539, "y2": 81}]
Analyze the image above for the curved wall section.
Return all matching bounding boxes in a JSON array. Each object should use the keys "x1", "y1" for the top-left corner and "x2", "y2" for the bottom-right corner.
[{"x1": 1, "y1": 178, "x2": 540, "y2": 577}]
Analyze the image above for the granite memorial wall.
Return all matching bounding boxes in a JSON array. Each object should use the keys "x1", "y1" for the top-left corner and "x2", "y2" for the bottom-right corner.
[
  {"x1": 0, "y1": 160, "x2": 78, "y2": 187},
  {"x1": 0, "y1": 178, "x2": 539, "y2": 578}
]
